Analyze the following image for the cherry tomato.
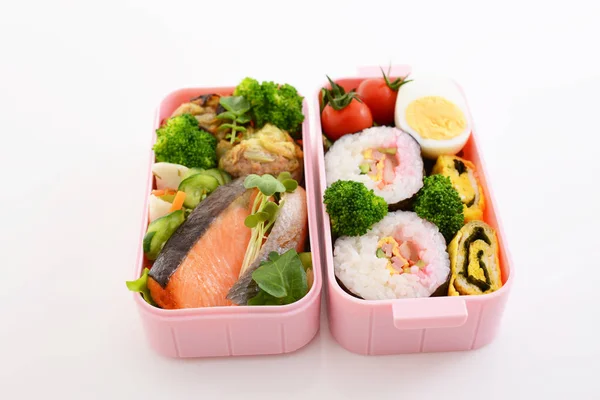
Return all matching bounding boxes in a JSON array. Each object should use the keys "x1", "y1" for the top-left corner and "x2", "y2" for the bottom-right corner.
[
  {"x1": 322, "y1": 98, "x2": 373, "y2": 141},
  {"x1": 320, "y1": 76, "x2": 374, "y2": 141},
  {"x1": 356, "y1": 70, "x2": 412, "y2": 126}
]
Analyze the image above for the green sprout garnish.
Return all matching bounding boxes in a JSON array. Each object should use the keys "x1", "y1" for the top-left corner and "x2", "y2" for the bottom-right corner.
[{"x1": 239, "y1": 172, "x2": 298, "y2": 276}]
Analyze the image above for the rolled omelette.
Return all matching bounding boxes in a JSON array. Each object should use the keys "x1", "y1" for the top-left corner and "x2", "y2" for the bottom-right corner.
[
  {"x1": 447, "y1": 220, "x2": 502, "y2": 296},
  {"x1": 431, "y1": 155, "x2": 484, "y2": 222}
]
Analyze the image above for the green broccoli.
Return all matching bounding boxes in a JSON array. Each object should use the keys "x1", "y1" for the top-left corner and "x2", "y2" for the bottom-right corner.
[
  {"x1": 153, "y1": 114, "x2": 217, "y2": 169},
  {"x1": 233, "y1": 77, "x2": 304, "y2": 135},
  {"x1": 323, "y1": 180, "x2": 388, "y2": 237},
  {"x1": 413, "y1": 175, "x2": 465, "y2": 242}
]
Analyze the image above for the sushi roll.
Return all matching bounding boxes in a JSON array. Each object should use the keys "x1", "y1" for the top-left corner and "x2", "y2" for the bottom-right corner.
[
  {"x1": 324, "y1": 126, "x2": 424, "y2": 205},
  {"x1": 431, "y1": 155, "x2": 485, "y2": 222},
  {"x1": 333, "y1": 211, "x2": 450, "y2": 300},
  {"x1": 447, "y1": 220, "x2": 503, "y2": 296}
]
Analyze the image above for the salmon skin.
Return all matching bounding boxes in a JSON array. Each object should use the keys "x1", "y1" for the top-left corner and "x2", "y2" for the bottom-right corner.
[
  {"x1": 147, "y1": 178, "x2": 253, "y2": 309},
  {"x1": 226, "y1": 186, "x2": 308, "y2": 305}
]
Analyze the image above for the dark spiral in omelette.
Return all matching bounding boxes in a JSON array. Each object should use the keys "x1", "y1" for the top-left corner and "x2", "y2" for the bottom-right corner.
[{"x1": 448, "y1": 221, "x2": 503, "y2": 296}]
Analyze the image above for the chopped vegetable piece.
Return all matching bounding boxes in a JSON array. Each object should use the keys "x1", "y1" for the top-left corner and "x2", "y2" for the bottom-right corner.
[
  {"x1": 143, "y1": 209, "x2": 185, "y2": 260},
  {"x1": 376, "y1": 248, "x2": 386, "y2": 258},
  {"x1": 169, "y1": 191, "x2": 186, "y2": 212},
  {"x1": 177, "y1": 173, "x2": 220, "y2": 209},
  {"x1": 379, "y1": 147, "x2": 397, "y2": 155},
  {"x1": 152, "y1": 162, "x2": 190, "y2": 190}
]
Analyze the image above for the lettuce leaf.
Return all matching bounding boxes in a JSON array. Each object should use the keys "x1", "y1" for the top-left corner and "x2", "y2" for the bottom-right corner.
[{"x1": 125, "y1": 268, "x2": 157, "y2": 307}]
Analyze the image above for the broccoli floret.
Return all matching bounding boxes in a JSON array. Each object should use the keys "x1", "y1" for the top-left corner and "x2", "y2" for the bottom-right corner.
[
  {"x1": 234, "y1": 78, "x2": 269, "y2": 128},
  {"x1": 153, "y1": 114, "x2": 217, "y2": 169},
  {"x1": 323, "y1": 180, "x2": 388, "y2": 237},
  {"x1": 413, "y1": 175, "x2": 465, "y2": 242},
  {"x1": 156, "y1": 113, "x2": 198, "y2": 137},
  {"x1": 234, "y1": 77, "x2": 304, "y2": 135}
]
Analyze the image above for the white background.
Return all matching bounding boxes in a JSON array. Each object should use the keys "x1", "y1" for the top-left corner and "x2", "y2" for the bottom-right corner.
[{"x1": 1, "y1": 0, "x2": 599, "y2": 398}]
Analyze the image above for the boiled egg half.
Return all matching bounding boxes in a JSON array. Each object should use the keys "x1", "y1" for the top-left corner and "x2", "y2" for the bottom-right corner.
[{"x1": 395, "y1": 74, "x2": 472, "y2": 159}]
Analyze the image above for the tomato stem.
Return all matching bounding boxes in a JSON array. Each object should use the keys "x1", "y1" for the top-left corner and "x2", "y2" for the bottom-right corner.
[
  {"x1": 381, "y1": 67, "x2": 412, "y2": 91},
  {"x1": 321, "y1": 75, "x2": 362, "y2": 111}
]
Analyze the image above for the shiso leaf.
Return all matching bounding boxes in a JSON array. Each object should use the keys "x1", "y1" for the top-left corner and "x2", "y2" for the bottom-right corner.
[{"x1": 249, "y1": 249, "x2": 308, "y2": 305}]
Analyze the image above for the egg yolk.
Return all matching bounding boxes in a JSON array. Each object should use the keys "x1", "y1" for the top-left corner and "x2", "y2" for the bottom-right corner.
[{"x1": 405, "y1": 96, "x2": 467, "y2": 140}]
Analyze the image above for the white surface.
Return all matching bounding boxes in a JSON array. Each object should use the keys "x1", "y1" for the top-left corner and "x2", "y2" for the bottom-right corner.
[{"x1": 1, "y1": 0, "x2": 599, "y2": 398}]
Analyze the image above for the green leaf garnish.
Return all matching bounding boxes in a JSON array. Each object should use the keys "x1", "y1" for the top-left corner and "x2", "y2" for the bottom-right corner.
[
  {"x1": 262, "y1": 201, "x2": 279, "y2": 220},
  {"x1": 236, "y1": 114, "x2": 252, "y2": 124},
  {"x1": 215, "y1": 111, "x2": 237, "y2": 121},
  {"x1": 276, "y1": 172, "x2": 298, "y2": 192},
  {"x1": 220, "y1": 96, "x2": 251, "y2": 114},
  {"x1": 239, "y1": 174, "x2": 298, "y2": 277},
  {"x1": 282, "y1": 179, "x2": 298, "y2": 192},
  {"x1": 243, "y1": 174, "x2": 286, "y2": 196},
  {"x1": 277, "y1": 171, "x2": 292, "y2": 181},
  {"x1": 218, "y1": 123, "x2": 236, "y2": 131},
  {"x1": 249, "y1": 249, "x2": 308, "y2": 305},
  {"x1": 218, "y1": 96, "x2": 253, "y2": 144},
  {"x1": 248, "y1": 291, "x2": 282, "y2": 306},
  {"x1": 244, "y1": 214, "x2": 259, "y2": 228},
  {"x1": 125, "y1": 268, "x2": 157, "y2": 306}
]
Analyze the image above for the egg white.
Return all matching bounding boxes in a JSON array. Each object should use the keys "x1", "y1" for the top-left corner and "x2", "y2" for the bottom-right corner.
[{"x1": 394, "y1": 74, "x2": 472, "y2": 159}]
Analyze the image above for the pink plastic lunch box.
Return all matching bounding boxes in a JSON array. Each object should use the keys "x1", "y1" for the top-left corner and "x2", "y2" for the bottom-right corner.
[
  {"x1": 312, "y1": 65, "x2": 514, "y2": 355},
  {"x1": 130, "y1": 87, "x2": 322, "y2": 358}
]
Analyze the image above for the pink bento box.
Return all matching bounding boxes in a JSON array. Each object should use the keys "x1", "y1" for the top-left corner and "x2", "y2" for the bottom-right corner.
[
  {"x1": 313, "y1": 65, "x2": 514, "y2": 355},
  {"x1": 130, "y1": 86, "x2": 322, "y2": 358}
]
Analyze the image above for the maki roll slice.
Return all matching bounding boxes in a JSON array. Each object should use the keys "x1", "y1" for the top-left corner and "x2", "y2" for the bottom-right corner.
[
  {"x1": 324, "y1": 126, "x2": 424, "y2": 206},
  {"x1": 333, "y1": 211, "x2": 450, "y2": 300},
  {"x1": 431, "y1": 155, "x2": 485, "y2": 222},
  {"x1": 447, "y1": 220, "x2": 503, "y2": 296}
]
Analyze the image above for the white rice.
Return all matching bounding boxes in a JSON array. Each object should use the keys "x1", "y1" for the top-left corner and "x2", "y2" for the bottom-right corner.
[
  {"x1": 324, "y1": 126, "x2": 424, "y2": 204},
  {"x1": 333, "y1": 211, "x2": 450, "y2": 300}
]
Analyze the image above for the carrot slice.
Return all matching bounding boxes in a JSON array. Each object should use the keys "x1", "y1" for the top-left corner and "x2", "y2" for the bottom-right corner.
[
  {"x1": 152, "y1": 189, "x2": 166, "y2": 196},
  {"x1": 169, "y1": 191, "x2": 186, "y2": 212}
]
